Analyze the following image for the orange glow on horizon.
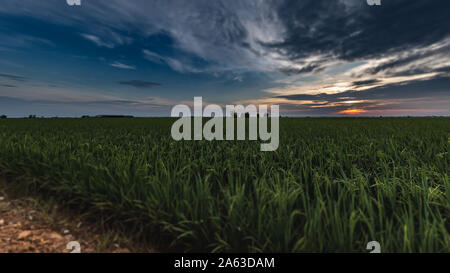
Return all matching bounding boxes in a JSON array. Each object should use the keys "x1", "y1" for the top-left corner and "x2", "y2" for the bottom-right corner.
[{"x1": 338, "y1": 109, "x2": 368, "y2": 115}]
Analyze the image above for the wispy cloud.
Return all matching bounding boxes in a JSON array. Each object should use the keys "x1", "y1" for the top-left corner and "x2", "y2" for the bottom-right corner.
[
  {"x1": 81, "y1": 33, "x2": 115, "y2": 48},
  {"x1": 0, "y1": 33, "x2": 55, "y2": 49},
  {"x1": 142, "y1": 49, "x2": 200, "y2": 73},
  {"x1": 0, "y1": 84, "x2": 16, "y2": 88},
  {"x1": 110, "y1": 61, "x2": 136, "y2": 70},
  {"x1": 118, "y1": 80, "x2": 162, "y2": 89},
  {"x1": 0, "y1": 73, "x2": 27, "y2": 82}
]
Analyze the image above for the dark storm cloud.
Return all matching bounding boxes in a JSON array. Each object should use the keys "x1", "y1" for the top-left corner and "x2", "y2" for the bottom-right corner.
[
  {"x1": 269, "y1": 0, "x2": 450, "y2": 74},
  {"x1": 118, "y1": 80, "x2": 162, "y2": 89},
  {"x1": 358, "y1": 76, "x2": 450, "y2": 100},
  {"x1": 280, "y1": 63, "x2": 325, "y2": 75},
  {"x1": 0, "y1": 84, "x2": 16, "y2": 88},
  {"x1": 277, "y1": 76, "x2": 450, "y2": 103},
  {"x1": 0, "y1": 73, "x2": 27, "y2": 82},
  {"x1": 1, "y1": 1, "x2": 448, "y2": 76},
  {"x1": 360, "y1": 42, "x2": 450, "y2": 77},
  {"x1": 352, "y1": 79, "x2": 380, "y2": 86}
]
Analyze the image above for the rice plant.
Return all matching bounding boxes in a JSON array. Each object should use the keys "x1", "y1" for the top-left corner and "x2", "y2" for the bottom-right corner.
[{"x1": 0, "y1": 117, "x2": 448, "y2": 252}]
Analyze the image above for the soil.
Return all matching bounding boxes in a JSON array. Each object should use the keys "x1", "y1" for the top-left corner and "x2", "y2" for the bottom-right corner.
[{"x1": 0, "y1": 191, "x2": 132, "y2": 253}]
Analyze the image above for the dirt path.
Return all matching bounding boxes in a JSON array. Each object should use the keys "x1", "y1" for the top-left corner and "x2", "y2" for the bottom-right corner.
[{"x1": 0, "y1": 191, "x2": 131, "y2": 253}]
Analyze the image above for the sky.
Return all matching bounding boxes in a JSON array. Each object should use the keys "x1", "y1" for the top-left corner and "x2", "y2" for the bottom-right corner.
[{"x1": 0, "y1": 0, "x2": 449, "y2": 117}]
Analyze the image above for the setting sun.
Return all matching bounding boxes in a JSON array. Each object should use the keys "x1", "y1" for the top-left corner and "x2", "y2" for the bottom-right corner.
[{"x1": 338, "y1": 109, "x2": 368, "y2": 115}]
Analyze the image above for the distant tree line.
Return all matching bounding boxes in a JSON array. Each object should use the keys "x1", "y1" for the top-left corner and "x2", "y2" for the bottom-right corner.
[
  {"x1": 233, "y1": 113, "x2": 268, "y2": 118},
  {"x1": 82, "y1": 115, "x2": 135, "y2": 118}
]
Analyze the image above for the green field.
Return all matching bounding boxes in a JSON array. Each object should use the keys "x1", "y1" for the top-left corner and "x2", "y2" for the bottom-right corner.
[{"x1": 0, "y1": 118, "x2": 449, "y2": 252}]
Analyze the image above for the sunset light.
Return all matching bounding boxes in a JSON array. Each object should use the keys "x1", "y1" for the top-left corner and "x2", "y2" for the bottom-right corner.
[{"x1": 338, "y1": 109, "x2": 368, "y2": 115}]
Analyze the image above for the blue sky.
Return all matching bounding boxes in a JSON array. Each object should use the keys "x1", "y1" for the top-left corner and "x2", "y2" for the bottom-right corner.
[{"x1": 0, "y1": 0, "x2": 449, "y2": 117}]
